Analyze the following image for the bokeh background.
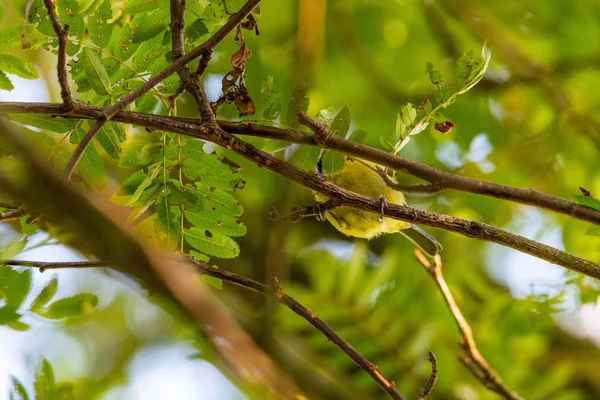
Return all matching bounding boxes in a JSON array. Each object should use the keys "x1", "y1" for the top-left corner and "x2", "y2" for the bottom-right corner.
[{"x1": 1, "y1": 0, "x2": 600, "y2": 399}]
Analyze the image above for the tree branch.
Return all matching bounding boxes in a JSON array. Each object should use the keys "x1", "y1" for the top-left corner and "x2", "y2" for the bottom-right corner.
[
  {"x1": 42, "y1": 0, "x2": 74, "y2": 109},
  {"x1": 2, "y1": 101, "x2": 599, "y2": 227},
  {"x1": 169, "y1": 0, "x2": 217, "y2": 124},
  {"x1": 414, "y1": 351, "x2": 438, "y2": 400},
  {"x1": 0, "y1": 208, "x2": 25, "y2": 221},
  {"x1": 0, "y1": 259, "x2": 103, "y2": 272},
  {"x1": 414, "y1": 250, "x2": 523, "y2": 400},
  {"x1": 63, "y1": 0, "x2": 260, "y2": 180},
  {"x1": 2, "y1": 101, "x2": 599, "y2": 280}
]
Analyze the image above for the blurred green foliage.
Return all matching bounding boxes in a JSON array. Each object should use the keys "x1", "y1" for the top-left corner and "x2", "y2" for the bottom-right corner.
[{"x1": 1, "y1": 0, "x2": 600, "y2": 399}]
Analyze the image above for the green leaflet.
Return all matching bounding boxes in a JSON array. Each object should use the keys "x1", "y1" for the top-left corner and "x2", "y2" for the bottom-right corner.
[
  {"x1": 9, "y1": 114, "x2": 76, "y2": 133},
  {"x1": 79, "y1": 47, "x2": 112, "y2": 95},
  {"x1": 261, "y1": 75, "x2": 282, "y2": 121},
  {"x1": 167, "y1": 181, "x2": 204, "y2": 212},
  {"x1": 122, "y1": 0, "x2": 165, "y2": 14},
  {"x1": 348, "y1": 128, "x2": 368, "y2": 144},
  {"x1": 195, "y1": 183, "x2": 244, "y2": 217},
  {"x1": 575, "y1": 194, "x2": 600, "y2": 211},
  {"x1": 58, "y1": 0, "x2": 85, "y2": 39},
  {"x1": 30, "y1": 278, "x2": 58, "y2": 312},
  {"x1": 120, "y1": 143, "x2": 163, "y2": 167},
  {"x1": 0, "y1": 267, "x2": 31, "y2": 312},
  {"x1": 0, "y1": 71, "x2": 14, "y2": 90},
  {"x1": 131, "y1": 7, "x2": 170, "y2": 43},
  {"x1": 331, "y1": 106, "x2": 351, "y2": 137},
  {"x1": 184, "y1": 227, "x2": 240, "y2": 259},
  {"x1": 96, "y1": 122, "x2": 126, "y2": 159},
  {"x1": 87, "y1": 0, "x2": 113, "y2": 48},
  {"x1": 39, "y1": 293, "x2": 99, "y2": 319},
  {"x1": 70, "y1": 128, "x2": 107, "y2": 190},
  {"x1": 34, "y1": 359, "x2": 56, "y2": 400},
  {"x1": 0, "y1": 26, "x2": 23, "y2": 52},
  {"x1": 10, "y1": 376, "x2": 29, "y2": 400},
  {"x1": 0, "y1": 54, "x2": 39, "y2": 79},
  {"x1": 185, "y1": 210, "x2": 247, "y2": 237},
  {"x1": 286, "y1": 83, "x2": 310, "y2": 128}
]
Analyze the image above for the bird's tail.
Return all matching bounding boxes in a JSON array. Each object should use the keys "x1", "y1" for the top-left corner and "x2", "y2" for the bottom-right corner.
[{"x1": 399, "y1": 225, "x2": 442, "y2": 257}]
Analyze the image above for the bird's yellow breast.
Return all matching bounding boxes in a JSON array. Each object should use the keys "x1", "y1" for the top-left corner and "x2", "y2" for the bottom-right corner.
[{"x1": 313, "y1": 158, "x2": 410, "y2": 239}]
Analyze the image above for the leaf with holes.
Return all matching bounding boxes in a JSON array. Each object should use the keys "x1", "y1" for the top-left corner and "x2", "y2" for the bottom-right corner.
[
  {"x1": 184, "y1": 227, "x2": 239, "y2": 259},
  {"x1": 185, "y1": 211, "x2": 246, "y2": 237},
  {"x1": 87, "y1": 0, "x2": 113, "y2": 47}
]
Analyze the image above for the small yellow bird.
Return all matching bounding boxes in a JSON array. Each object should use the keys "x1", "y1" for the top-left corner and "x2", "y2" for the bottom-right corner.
[{"x1": 313, "y1": 157, "x2": 441, "y2": 256}]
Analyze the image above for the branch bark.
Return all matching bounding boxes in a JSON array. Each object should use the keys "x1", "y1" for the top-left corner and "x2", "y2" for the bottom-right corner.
[
  {"x1": 3, "y1": 101, "x2": 599, "y2": 227},
  {"x1": 2, "y1": 102, "x2": 599, "y2": 280}
]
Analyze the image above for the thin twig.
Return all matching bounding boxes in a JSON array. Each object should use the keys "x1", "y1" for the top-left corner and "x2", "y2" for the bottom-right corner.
[
  {"x1": 42, "y1": 0, "x2": 74, "y2": 109},
  {"x1": 0, "y1": 259, "x2": 103, "y2": 272},
  {"x1": 2, "y1": 257, "x2": 408, "y2": 400},
  {"x1": 63, "y1": 0, "x2": 261, "y2": 180},
  {"x1": 375, "y1": 166, "x2": 443, "y2": 194},
  {"x1": 0, "y1": 208, "x2": 25, "y2": 221},
  {"x1": 413, "y1": 250, "x2": 524, "y2": 400},
  {"x1": 2, "y1": 102, "x2": 600, "y2": 280},
  {"x1": 20, "y1": 0, "x2": 35, "y2": 48},
  {"x1": 3, "y1": 101, "x2": 599, "y2": 228},
  {"x1": 414, "y1": 351, "x2": 438, "y2": 400}
]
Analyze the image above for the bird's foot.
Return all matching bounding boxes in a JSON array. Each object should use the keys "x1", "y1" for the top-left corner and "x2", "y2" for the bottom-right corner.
[
  {"x1": 378, "y1": 195, "x2": 388, "y2": 223},
  {"x1": 313, "y1": 202, "x2": 327, "y2": 222}
]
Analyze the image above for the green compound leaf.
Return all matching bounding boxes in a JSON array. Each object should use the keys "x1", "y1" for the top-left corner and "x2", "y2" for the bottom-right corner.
[{"x1": 184, "y1": 227, "x2": 240, "y2": 259}]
